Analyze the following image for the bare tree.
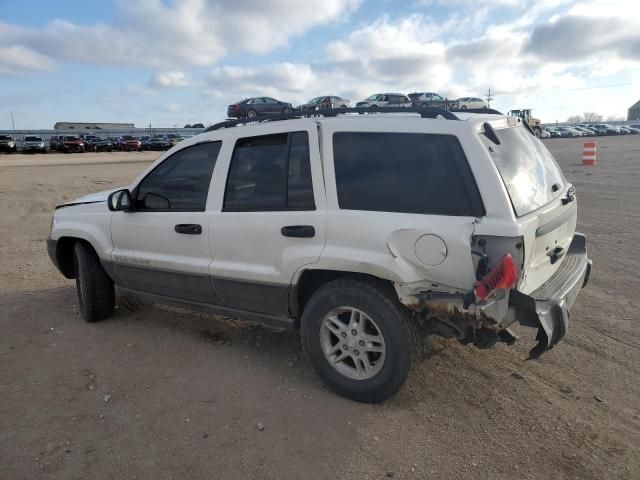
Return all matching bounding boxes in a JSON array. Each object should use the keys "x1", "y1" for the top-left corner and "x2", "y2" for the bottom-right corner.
[
  {"x1": 583, "y1": 112, "x2": 603, "y2": 122},
  {"x1": 567, "y1": 112, "x2": 603, "y2": 123}
]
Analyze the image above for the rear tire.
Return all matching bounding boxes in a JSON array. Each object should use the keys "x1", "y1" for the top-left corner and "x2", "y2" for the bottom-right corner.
[
  {"x1": 300, "y1": 278, "x2": 422, "y2": 403},
  {"x1": 73, "y1": 242, "x2": 115, "y2": 322},
  {"x1": 247, "y1": 109, "x2": 258, "y2": 118}
]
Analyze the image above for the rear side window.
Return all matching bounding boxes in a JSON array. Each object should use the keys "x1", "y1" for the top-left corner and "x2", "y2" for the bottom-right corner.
[
  {"x1": 135, "y1": 141, "x2": 221, "y2": 210},
  {"x1": 333, "y1": 132, "x2": 483, "y2": 216},
  {"x1": 224, "y1": 131, "x2": 315, "y2": 211}
]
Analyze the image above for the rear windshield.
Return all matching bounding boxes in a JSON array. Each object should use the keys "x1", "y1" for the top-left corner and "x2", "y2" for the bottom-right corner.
[
  {"x1": 25, "y1": 136, "x2": 41, "y2": 141},
  {"x1": 481, "y1": 126, "x2": 564, "y2": 216}
]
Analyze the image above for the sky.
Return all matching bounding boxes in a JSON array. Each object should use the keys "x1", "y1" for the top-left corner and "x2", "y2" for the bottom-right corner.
[{"x1": 1, "y1": 0, "x2": 639, "y2": 129}]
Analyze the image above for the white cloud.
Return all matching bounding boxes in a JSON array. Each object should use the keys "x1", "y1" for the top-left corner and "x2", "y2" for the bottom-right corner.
[
  {"x1": 150, "y1": 71, "x2": 189, "y2": 88},
  {"x1": 0, "y1": 0, "x2": 361, "y2": 68},
  {"x1": 0, "y1": 45, "x2": 55, "y2": 74}
]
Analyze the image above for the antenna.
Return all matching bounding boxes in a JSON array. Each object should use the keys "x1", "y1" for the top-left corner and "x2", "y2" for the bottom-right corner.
[{"x1": 485, "y1": 88, "x2": 494, "y2": 108}]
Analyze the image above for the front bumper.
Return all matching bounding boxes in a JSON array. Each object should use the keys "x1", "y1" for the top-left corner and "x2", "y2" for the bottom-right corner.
[{"x1": 511, "y1": 233, "x2": 592, "y2": 359}]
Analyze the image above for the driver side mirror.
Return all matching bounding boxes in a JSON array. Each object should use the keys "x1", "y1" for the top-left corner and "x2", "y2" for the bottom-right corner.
[{"x1": 108, "y1": 189, "x2": 132, "y2": 211}]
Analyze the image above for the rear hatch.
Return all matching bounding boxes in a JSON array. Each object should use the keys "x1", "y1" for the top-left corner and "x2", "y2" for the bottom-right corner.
[{"x1": 480, "y1": 123, "x2": 576, "y2": 294}]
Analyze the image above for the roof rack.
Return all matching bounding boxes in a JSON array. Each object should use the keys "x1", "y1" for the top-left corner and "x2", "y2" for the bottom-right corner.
[
  {"x1": 205, "y1": 106, "x2": 459, "y2": 132},
  {"x1": 449, "y1": 108, "x2": 504, "y2": 115}
]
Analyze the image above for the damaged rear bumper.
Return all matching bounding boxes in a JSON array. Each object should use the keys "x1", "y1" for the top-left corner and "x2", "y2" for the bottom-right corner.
[{"x1": 510, "y1": 233, "x2": 592, "y2": 359}]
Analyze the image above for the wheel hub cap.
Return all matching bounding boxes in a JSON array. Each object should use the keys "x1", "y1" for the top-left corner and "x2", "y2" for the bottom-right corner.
[{"x1": 319, "y1": 307, "x2": 386, "y2": 380}]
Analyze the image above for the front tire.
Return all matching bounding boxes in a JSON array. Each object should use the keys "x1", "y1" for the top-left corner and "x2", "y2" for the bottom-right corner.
[
  {"x1": 73, "y1": 242, "x2": 115, "y2": 322},
  {"x1": 300, "y1": 278, "x2": 422, "y2": 403},
  {"x1": 246, "y1": 109, "x2": 258, "y2": 118}
]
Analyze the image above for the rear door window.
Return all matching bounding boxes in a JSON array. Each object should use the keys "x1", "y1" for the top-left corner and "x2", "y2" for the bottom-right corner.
[
  {"x1": 481, "y1": 126, "x2": 564, "y2": 216},
  {"x1": 224, "y1": 132, "x2": 315, "y2": 211},
  {"x1": 333, "y1": 132, "x2": 483, "y2": 216}
]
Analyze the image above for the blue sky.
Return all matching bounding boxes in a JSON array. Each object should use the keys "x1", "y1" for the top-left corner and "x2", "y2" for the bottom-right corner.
[{"x1": 1, "y1": 0, "x2": 638, "y2": 129}]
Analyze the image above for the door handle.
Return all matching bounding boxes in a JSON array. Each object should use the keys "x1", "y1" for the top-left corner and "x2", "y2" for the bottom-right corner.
[
  {"x1": 281, "y1": 225, "x2": 315, "y2": 238},
  {"x1": 175, "y1": 224, "x2": 202, "y2": 235}
]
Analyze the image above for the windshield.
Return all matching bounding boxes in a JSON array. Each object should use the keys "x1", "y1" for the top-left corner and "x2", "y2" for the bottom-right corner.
[
  {"x1": 481, "y1": 126, "x2": 565, "y2": 217},
  {"x1": 366, "y1": 94, "x2": 380, "y2": 101},
  {"x1": 0, "y1": 135, "x2": 12, "y2": 140},
  {"x1": 64, "y1": 136, "x2": 79, "y2": 140},
  {"x1": 122, "y1": 135, "x2": 135, "y2": 140},
  {"x1": 25, "y1": 136, "x2": 42, "y2": 141},
  {"x1": 309, "y1": 97, "x2": 323, "y2": 104}
]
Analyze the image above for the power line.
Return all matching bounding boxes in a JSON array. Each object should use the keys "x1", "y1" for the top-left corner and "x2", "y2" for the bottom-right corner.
[{"x1": 485, "y1": 88, "x2": 494, "y2": 107}]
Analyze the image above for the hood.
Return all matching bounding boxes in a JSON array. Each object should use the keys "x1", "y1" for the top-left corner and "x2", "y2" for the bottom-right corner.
[{"x1": 56, "y1": 188, "x2": 121, "y2": 209}]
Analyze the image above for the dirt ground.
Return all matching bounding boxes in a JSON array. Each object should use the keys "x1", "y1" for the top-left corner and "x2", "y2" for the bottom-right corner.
[{"x1": 1, "y1": 139, "x2": 638, "y2": 479}]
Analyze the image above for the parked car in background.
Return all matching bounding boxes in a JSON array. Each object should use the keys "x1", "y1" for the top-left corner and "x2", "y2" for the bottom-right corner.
[
  {"x1": 146, "y1": 136, "x2": 171, "y2": 150},
  {"x1": 60, "y1": 135, "x2": 85, "y2": 153},
  {"x1": 572, "y1": 126, "x2": 593, "y2": 136},
  {"x1": 139, "y1": 136, "x2": 151, "y2": 149},
  {"x1": 87, "y1": 137, "x2": 113, "y2": 152},
  {"x1": 408, "y1": 92, "x2": 452, "y2": 109},
  {"x1": 49, "y1": 135, "x2": 61, "y2": 150},
  {"x1": 593, "y1": 124, "x2": 620, "y2": 135},
  {"x1": 164, "y1": 133, "x2": 184, "y2": 147},
  {"x1": 540, "y1": 129, "x2": 551, "y2": 139},
  {"x1": 556, "y1": 127, "x2": 582, "y2": 137},
  {"x1": 618, "y1": 127, "x2": 631, "y2": 135},
  {"x1": 297, "y1": 96, "x2": 350, "y2": 111},
  {"x1": 624, "y1": 126, "x2": 640, "y2": 134},
  {"x1": 120, "y1": 135, "x2": 142, "y2": 151},
  {"x1": 455, "y1": 97, "x2": 488, "y2": 109},
  {"x1": 0, "y1": 134, "x2": 17, "y2": 153},
  {"x1": 545, "y1": 127, "x2": 561, "y2": 138},
  {"x1": 22, "y1": 135, "x2": 47, "y2": 153},
  {"x1": 356, "y1": 93, "x2": 411, "y2": 108},
  {"x1": 79, "y1": 134, "x2": 99, "y2": 149},
  {"x1": 227, "y1": 97, "x2": 293, "y2": 118}
]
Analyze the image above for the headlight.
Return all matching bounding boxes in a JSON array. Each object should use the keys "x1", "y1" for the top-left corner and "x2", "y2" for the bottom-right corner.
[
  {"x1": 8, "y1": 141, "x2": 15, "y2": 147},
  {"x1": 39, "y1": 142, "x2": 45, "y2": 147}
]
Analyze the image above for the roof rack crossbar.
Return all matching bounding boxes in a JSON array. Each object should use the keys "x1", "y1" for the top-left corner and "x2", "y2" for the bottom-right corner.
[{"x1": 205, "y1": 106, "x2": 460, "y2": 132}]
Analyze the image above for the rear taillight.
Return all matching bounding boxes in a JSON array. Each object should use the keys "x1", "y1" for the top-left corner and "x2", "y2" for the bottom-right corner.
[{"x1": 474, "y1": 254, "x2": 518, "y2": 300}]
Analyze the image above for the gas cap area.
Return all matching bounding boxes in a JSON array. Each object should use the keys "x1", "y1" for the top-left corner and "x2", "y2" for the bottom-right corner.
[{"x1": 414, "y1": 234, "x2": 448, "y2": 266}]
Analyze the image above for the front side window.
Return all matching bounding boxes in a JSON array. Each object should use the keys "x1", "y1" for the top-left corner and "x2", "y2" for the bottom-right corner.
[
  {"x1": 333, "y1": 132, "x2": 482, "y2": 216},
  {"x1": 224, "y1": 131, "x2": 315, "y2": 211},
  {"x1": 135, "y1": 141, "x2": 221, "y2": 211}
]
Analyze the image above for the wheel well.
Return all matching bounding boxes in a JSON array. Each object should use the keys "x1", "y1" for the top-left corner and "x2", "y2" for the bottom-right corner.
[
  {"x1": 291, "y1": 269, "x2": 396, "y2": 326},
  {"x1": 55, "y1": 237, "x2": 92, "y2": 279}
]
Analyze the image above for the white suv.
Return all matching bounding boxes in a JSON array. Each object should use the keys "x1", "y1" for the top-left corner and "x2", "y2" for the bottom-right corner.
[{"x1": 47, "y1": 109, "x2": 591, "y2": 403}]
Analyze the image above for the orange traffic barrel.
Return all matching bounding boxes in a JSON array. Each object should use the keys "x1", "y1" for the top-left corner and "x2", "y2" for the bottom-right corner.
[{"x1": 582, "y1": 141, "x2": 597, "y2": 166}]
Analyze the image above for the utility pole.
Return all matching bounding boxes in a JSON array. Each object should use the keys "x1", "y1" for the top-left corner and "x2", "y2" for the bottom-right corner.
[
  {"x1": 485, "y1": 88, "x2": 494, "y2": 108},
  {"x1": 10, "y1": 112, "x2": 15, "y2": 130}
]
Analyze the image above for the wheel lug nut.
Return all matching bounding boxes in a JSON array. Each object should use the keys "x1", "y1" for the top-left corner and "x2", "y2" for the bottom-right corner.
[
  {"x1": 354, "y1": 350, "x2": 360, "y2": 355},
  {"x1": 341, "y1": 332, "x2": 347, "y2": 338},
  {"x1": 359, "y1": 340, "x2": 365, "y2": 346},
  {"x1": 351, "y1": 330, "x2": 357, "y2": 336},
  {"x1": 342, "y1": 344, "x2": 348, "y2": 350}
]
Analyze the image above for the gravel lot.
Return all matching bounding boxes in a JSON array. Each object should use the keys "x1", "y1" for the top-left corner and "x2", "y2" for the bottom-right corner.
[{"x1": 1, "y1": 139, "x2": 638, "y2": 479}]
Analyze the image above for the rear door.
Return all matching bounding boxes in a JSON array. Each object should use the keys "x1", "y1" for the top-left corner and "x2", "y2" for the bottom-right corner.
[
  {"x1": 479, "y1": 124, "x2": 575, "y2": 293},
  {"x1": 209, "y1": 122, "x2": 326, "y2": 316}
]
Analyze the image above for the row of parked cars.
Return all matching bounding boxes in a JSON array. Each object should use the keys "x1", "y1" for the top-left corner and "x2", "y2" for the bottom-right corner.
[
  {"x1": 544, "y1": 123, "x2": 640, "y2": 138},
  {"x1": 0, "y1": 133, "x2": 194, "y2": 154},
  {"x1": 226, "y1": 92, "x2": 489, "y2": 118}
]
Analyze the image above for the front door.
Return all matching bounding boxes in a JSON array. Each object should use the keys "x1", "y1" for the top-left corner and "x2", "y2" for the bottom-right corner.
[
  {"x1": 110, "y1": 141, "x2": 223, "y2": 304},
  {"x1": 209, "y1": 122, "x2": 326, "y2": 316}
]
